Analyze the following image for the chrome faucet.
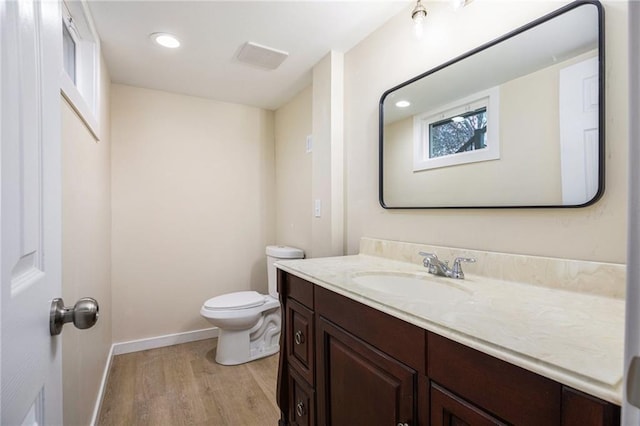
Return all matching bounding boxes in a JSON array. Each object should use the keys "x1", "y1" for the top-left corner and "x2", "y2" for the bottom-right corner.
[{"x1": 418, "y1": 252, "x2": 476, "y2": 279}]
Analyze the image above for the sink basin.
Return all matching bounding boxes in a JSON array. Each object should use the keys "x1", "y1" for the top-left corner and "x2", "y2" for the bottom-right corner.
[{"x1": 351, "y1": 271, "x2": 472, "y2": 302}]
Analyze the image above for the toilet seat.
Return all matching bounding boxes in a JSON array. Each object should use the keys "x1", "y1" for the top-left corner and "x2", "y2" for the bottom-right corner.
[{"x1": 203, "y1": 291, "x2": 266, "y2": 311}]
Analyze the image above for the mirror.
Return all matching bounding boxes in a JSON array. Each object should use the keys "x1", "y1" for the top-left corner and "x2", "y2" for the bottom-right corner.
[{"x1": 380, "y1": 1, "x2": 603, "y2": 208}]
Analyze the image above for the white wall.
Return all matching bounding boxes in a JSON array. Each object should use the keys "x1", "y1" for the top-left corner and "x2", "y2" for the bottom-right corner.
[
  {"x1": 344, "y1": 0, "x2": 628, "y2": 263},
  {"x1": 61, "y1": 56, "x2": 112, "y2": 426},
  {"x1": 110, "y1": 85, "x2": 275, "y2": 343},
  {"x1": 275, "y1": 86, "x2": 313, "y2": 253}
]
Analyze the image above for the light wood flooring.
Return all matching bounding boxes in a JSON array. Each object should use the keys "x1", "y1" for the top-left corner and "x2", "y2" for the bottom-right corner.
[{"x1": 97, "y1": 339, "x2": 280, "y2": 426}]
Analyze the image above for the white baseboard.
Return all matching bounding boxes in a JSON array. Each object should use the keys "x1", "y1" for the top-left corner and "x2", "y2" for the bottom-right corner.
[
  {"x1": 89, "y1": 327, "x2": 219, "y2": 425},
  {"x1": 112, "y1": 327, "x2": 219, "y2": 355},
  {"x1": 90, "y1": 343, "x2": 114, "y2": 426}
]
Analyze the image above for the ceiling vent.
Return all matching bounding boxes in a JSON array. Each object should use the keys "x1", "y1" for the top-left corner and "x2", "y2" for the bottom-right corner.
[{"x1": 236, "y1": 42, "x2": 289, "y2": 70}]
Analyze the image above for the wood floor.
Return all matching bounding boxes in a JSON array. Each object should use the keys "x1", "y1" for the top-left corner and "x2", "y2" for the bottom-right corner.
[{"x1": 98, "y1": 339, "x2": 280, "y2": 426}]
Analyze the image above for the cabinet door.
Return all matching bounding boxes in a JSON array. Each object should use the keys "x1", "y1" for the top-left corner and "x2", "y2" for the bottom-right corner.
[
  {"x1": 316, "y1": 317, "x2": 416, "y2": 426},
  {"x1": 289, "y1": 368, "x2": 316, "y2": 426},
  {"x1": 561, "y1": 387, "x2": 620, "y2": 426},
  {"x1": 431, "y1": 383, "x2": 507, "y2": 426},
  {"x1": 287, "y1": 298, "x2": 315, "y2": 385}
]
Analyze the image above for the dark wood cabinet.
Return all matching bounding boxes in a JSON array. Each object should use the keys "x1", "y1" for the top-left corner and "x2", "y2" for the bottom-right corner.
[
  {"x1": 316, "y1": 317, "x2": 417, "y2": 426},
  {"x1": 277, "y1": 271, "x2": 620, "y2": 426}
]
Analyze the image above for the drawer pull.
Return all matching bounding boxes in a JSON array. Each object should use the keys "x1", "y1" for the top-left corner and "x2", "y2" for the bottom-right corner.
[
  {"x1": 397, "y1": 423, "x2": 409, "y2": 426},
  {"x1": 294, "y1": 330, "x2": 305, "y2": 345},
  {"x1": 296, "y1": 401, "x2": 306, "y2": 417}
]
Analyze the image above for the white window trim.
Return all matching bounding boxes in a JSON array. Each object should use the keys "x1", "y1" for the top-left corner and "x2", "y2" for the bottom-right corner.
[
  {"x1": 413, "y1": 86, "x2": 500, "y2": 171},
  {"x1": 60, "y1": 0, "x2": 101, "y2": 141}
]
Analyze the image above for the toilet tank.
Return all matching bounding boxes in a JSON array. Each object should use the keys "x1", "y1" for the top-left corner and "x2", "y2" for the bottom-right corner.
[{"x1": 266, "y1": 245, "x2": 304, "y2": 298}]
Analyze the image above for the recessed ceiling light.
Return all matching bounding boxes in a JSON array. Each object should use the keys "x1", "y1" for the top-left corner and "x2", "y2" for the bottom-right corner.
[
  {"x1": 396, "y1": 100, "x2": 411, "y2": 108},
  {"x1": 150, "y1": 32, "x2": 180, "y2": 49}
]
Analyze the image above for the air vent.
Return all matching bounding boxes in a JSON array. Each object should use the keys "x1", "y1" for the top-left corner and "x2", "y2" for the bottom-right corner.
[{"x1": 236, "y1": 42, "x2": 288, "y2": 70}]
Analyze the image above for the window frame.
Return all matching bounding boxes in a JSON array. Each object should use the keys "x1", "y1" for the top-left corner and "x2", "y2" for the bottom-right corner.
[
  {"x1": 60, "y1": 0, "x2": 101, "y2": 140},
  {"x1": 413, "y1": 86, "x2": 500, "y2": 172}
]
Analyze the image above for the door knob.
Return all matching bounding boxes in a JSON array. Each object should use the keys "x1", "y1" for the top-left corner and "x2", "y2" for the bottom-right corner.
[{"x1": 50, "y1": 297, "x2": 99, "y2": 336}]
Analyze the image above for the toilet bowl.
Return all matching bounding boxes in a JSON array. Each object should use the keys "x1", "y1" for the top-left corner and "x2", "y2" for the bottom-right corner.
[{"x1": 200, "y1": 245, "x2": 304, "y2": 365}]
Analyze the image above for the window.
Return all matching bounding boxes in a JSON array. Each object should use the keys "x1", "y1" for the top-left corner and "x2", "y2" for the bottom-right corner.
[
  {"x1": 429, "y1": 108, "x2": 487, "y2": 158},
  {"x1": 62, "y1": 19, "x2": 76, "y2": 83},
  {"x1": 413, "y1": 87, "x2": 499, "y2": 171},
  {"x1": 60, "y1": 0, "x2": 101, "y2": 140}
]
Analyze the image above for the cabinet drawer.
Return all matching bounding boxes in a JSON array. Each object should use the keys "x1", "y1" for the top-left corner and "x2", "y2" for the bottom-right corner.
[
  {"x1": 428, "y1": 332, "x2": 561, "y2": 426},
  {"x1": 281, "y1": 271, "x2": 314, "y2": 309},
  {"x1": 315, "y1": 285, "x2": 425, "y2": 374},
  {"x1": 289, "y1": 367, "x2": 316, "y2": 426},
  {"x1": 431, "y1": 382, "x2": 507, "y2": 426},
  {"x1": 287, "y1": 298, "x2": 315, "y2": 385}
]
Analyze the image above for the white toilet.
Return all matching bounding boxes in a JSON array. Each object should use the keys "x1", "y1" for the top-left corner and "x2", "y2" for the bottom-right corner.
[{"x1": 200, "y1": 245, "x2": 304, "y2": 365}]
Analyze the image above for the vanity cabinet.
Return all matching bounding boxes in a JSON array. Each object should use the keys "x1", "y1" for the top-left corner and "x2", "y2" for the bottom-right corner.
[{"x1": 276, "y1": 271, "x2": 620, "y2": 426}]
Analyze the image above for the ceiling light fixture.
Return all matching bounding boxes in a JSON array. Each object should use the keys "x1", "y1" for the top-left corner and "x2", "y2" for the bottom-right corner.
[
  {"x1": 411, "y1": 0, "x2": 428, "y2": 38},
  {"x1": 396, "y1": 100, "x2": 411, "y2": 108},
  {"x1": 150, "y1": 32, "x2": 180, "y2": 49}
]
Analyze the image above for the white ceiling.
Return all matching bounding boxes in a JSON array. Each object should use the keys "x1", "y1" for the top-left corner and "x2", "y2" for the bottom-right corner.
[{"x1": 88, "y1": 1, "x2": 411, "y2": 110}]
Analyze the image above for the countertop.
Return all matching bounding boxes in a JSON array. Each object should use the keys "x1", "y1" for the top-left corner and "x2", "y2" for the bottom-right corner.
[{"x1": 276, "y1": 253, "x2": 625, "y2": 405}]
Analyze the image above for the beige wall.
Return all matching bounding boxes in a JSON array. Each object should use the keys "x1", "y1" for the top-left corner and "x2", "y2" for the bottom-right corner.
[
  {"x1": 275, "y1": 86, "x2": 313, "y2": 252},
  {"x1": 110, "y1": 85, "x2": 275, "y2": 343},
  {"x1": 344, "y1": 0, "x2": 628, "y2": 263},
  {"x1": 312, "y1": 52, "x2": 345, "y2": 257},
  {"x1": 62, "y1": 57, "x2": 112, "y2": 425}
]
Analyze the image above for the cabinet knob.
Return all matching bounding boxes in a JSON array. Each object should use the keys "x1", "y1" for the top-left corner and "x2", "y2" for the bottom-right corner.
[
  {"x1": 296, "y1": 401, "x2": 306, "y2": 417},
  {"x1": 294, "y1": 330, "x2": 305, "y2": 345},
  {"x1": 397, "y1": 423, "x2": 409, "y2": 426}
]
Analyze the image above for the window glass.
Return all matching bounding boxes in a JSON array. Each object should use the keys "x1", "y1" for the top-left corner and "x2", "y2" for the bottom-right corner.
[
  {"x1": 62, "y1": 20, "x2": 76, "y2": 84},
  {"x1": 429, "y1": 108, "x2": 487, "y2": 159}
]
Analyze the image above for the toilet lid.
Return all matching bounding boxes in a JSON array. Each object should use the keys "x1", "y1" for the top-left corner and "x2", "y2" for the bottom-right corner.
[{"x1": 203, "y1": 291, "x2": 266, "y2": 311}]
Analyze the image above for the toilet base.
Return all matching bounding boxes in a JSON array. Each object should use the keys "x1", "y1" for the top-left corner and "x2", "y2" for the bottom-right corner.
[{"x1": 214, "y1": 309, "x2": 281, "y2": 365}]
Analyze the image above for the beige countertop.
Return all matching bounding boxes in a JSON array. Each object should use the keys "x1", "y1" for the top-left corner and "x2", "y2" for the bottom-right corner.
[{"x1": 276, "y1": 250, "x2": 625, "y2": 405}]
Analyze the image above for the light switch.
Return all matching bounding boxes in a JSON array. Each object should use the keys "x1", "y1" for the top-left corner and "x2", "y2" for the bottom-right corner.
[
  {"x1": 314, "y1": 199, "x2": 321, "y2": 217},
  {"x1": 306, "y1": 135, "x2": 313, "y2": 153}
]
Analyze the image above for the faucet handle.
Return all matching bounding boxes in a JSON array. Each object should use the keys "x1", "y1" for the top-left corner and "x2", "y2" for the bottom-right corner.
[
  {"x1": 418, "y1": 252, "x2": 438, "y2": 268},
  {"x1": 451, "y1": 257, "x2": 476, "y2": 279},
  {"x1": 419, "y1": 252, "x2": 438, "y2": 260}
]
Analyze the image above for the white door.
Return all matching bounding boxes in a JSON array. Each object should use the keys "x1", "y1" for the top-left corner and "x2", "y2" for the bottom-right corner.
[
  {"x1": 559, "y1": 56, "x2": 600, "y2": 206},
  {"x1": 625, "y1": 2, "x2": 640, "y2": 425},
  {"x1": 1, "y1": 0, "x2": 64, "y2": 425}
]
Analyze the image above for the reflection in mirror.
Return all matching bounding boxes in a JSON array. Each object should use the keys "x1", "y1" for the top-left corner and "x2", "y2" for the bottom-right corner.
[{"x1": 380, "y1": 1, "x2": 603, "y2": 208}]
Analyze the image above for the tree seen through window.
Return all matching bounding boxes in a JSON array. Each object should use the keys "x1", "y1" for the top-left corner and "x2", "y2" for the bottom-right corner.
[{"x1": 429, "y1": 108, "x2": 487, "y2": 159}]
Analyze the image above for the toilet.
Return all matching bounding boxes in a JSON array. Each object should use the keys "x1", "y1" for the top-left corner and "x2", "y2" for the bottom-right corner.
[{"x1": 200, "y1": 245, "x2": 304, "y2": 365}]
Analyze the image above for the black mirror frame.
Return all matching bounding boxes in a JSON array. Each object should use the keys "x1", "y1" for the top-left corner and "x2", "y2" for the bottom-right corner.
[{"x1": 379, "y1": 0, "x2": 605, "y2": 209}]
